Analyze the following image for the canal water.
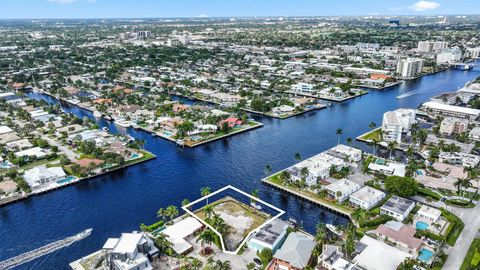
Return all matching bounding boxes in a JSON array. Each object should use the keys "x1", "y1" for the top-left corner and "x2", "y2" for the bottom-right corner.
[{"x1": 1, "y1": 63, "x2": 479, "y2": 269}]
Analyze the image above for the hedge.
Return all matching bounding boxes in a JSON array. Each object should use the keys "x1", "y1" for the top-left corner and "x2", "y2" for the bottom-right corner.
[
  {"x1": 144, "y1": 220, "x2": 165, "y2": 232},
  {"x1": 441, "y1": 208, "x2": 465, "y2": 246},
  {"x1": 359, "y1": 215, "x2": 393, "y2": 228}
]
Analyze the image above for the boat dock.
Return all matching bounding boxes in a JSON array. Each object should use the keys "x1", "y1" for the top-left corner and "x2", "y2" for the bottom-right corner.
[{"x1": 261, "y1": 176, "x2": 352, "y2": 218}]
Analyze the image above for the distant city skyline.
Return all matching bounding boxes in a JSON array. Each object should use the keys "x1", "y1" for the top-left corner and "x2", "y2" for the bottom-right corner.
[{"x1": 1, "y1": 0, "x2": 480, "y2": 19}]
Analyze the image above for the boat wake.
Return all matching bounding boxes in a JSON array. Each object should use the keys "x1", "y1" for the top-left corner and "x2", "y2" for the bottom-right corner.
[{"x1": 396, "y1": 89, "x2": 421, "y2": 99}]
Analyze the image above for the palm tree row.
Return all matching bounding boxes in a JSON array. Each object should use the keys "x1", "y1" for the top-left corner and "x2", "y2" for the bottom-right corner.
[{"x1": 157, "y1": 205, "x2": 179, "y2": 222}]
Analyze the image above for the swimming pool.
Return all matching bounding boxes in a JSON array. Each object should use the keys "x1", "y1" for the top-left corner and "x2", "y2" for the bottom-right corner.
[
  {"x1": 418, "y1": 248, "x2": 433, "y2": 263},
  {"x1": 130, "y1": 153, "x2": 140, "y2": 159},
  {"x1": 416, "y1": 221, "x2": 429, "y2": 231},
  {"x1": 56, "y1": 176, "x2": 77, "y2": 185}
]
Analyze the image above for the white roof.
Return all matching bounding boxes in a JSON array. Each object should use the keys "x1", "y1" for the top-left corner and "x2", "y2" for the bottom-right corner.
[
  {"x1": 0, "y1": 126, "x2": 13, "y2": 135},
  {"x1": 353, "y1": 235, "x2": 411, "y2": 270},
  {"x1": 417, "y1": 205, "x2": 441, "y2": 219},
  {"x1": 103, "y1": 238, "x2": 119, "y2": 249},
  {"x1": 422, "y1": 101, "x2": 480, "y2": 116},
  {"x1": 14, "y1": 147, "x2": 47, "y2": 158},
  {"x1": 163, "y1": 217, "x2": 202, "y2": 240},
  {"x1": 113, "y1": 233, "x2": 143, "y2": 254}
]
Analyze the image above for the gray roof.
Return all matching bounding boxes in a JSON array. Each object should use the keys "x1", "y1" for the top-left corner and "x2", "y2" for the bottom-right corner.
[
  {"x1": 251, "y1": 219, "x2": 288, "y2": 245},
  {"x1": 273, "y1": 232, "x2": 315, "y2": 268},
  {"x1": 381, "y1": 195, "x2": 415, "y2": 215}
]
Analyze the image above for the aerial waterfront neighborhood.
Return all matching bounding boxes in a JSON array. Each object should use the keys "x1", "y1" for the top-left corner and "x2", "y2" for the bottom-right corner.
[{"x1": 2, "y1": 1, "x2": 480, "y2": 270}]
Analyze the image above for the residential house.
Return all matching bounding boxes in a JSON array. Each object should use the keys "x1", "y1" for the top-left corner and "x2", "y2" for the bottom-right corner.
[
  {"x1": 380, "y1": 195, "x2": 415, "y2": 221},
  {"x1": 324, "y1": 180, "x2": 361, "y2": 203},
  {"x1": 353, "y1": 235, "x2": 412, "y2": 270},
  {"x1": 439, "y1": 117, "x2": 469, "y2": 136},
  {"x1": 248, "y1": 219, "x2": 289, "y2": 253},
  {"x1": 349, "y1": 186, "x2": 386, "y2": 210},
  {"x1": 23, "y1": 166, "x2": 66, "y2": 190},
  {"x1": 269, "y1": 232, "x2": 316, "y2": 270},
  {"x1": 374, "y1": 221, "x2": 422, "y2": 254}
]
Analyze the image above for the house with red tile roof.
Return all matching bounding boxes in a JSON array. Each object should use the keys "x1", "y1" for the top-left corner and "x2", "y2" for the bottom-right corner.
[
  {"x1": 218, "y1": 117, "x2": 243, "y2": 128},
  {"x1": 374, "y1": 221, "x2": 422, "y2": 254}
]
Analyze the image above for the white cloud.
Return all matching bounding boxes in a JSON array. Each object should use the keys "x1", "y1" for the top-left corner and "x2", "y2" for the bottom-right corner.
[
  {"x1": 48, "y1": 0, "x2": 78, "y2": 3},
  {"x1": 409, "y1": 1, "x2": 440, "y2": 11}
]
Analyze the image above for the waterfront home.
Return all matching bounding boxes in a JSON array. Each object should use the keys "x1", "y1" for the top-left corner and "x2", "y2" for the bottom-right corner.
[
  {"x1": 272, "y1": 105, "x2": 295, "y2": 115},
  {"x1": 381, "y1": 108, "x2": 416, "y2": 143},
  {"x1": 415, "y1": 162, "x2": 469, "y2": 191},
  {"x1": 74, "y1": 158, "x2": 105, "y2": 168},
  {"x1": 438, "y1": 152, "x2": 480, "y2": 167},
  {"x1": 353, "y1": 235, "x2": 412, "y2": 270},
  {"x1": 23, "y1": 165, "x2": 66, "y2": 190},
  {"x1": 14, "y1": 147, "x2": 47, "y2": 159},
  {"x1": 55, "y1": 124, "x2": 86, "y2": 136},
  {"x1": 324, "y1": 179, "x2": 361, "y2": 203},
  {"x1": 0, "y1": 180, "x2": 18, "y2": 195},
  {"x1": 218, "y1": 117, "x2": 243, "y2": 128},
  {"x1": 187, "y1": 124, "x2": 218, "y2": 136},
  {"x1": 374, "y1": 221, "x2": 422, "y2": 254},
  {"x1": 316, "y1": 244, "x2": 358, "y2": 270},
  {"x1": 162, "y1": 217, "x2": 204, "y2": 255},
  {"x1": 67, "y1": 129, "x2": 109, "y2": 146},
  {"x1": 326, "y1": 145, "x2": 362, "y2": 163},
  {"x1": 349, "y1": 186, "x2": 386, "y2": 210},
  {"x1": 420, "y1": 101, "x2": 480, "y2": 121},
  {"x1": 288, "y1": 160, "x2": 331, "y2": 187},
  {"x1": 269, "y1": 232, "x2": 316, "y2": 270},
  {"x1": 247, "y1": 219, "x2": 289, "y2": 253},
  {"x1": 103, "y1": 231, "x2": 158, "y2": 270},
  {"x1": 380, "y1": 195, "x2": 415, "y2": 222}
]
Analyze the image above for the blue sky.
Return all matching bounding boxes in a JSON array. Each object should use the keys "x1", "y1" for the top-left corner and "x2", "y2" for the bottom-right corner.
[{"x1": 1, "y1": 0, "x2": 479, "y2": 19}]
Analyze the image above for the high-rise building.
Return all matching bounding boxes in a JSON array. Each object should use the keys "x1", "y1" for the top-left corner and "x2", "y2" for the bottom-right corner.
[
  {"x1": 396, "y1": 58, "x2": 424, "y2": 79},
  {"x1": 417, "y1": 41, "x2": 449, "y2": 53},
  {"x1": 437, "y1": 48, "x2": 462, "y2": 64},
  {"x1": 136, "y1": 31, "x2": 152, "y2": 40},
  {"x1": 467, "y1": 47, "x2": 480, "y2": 59}
]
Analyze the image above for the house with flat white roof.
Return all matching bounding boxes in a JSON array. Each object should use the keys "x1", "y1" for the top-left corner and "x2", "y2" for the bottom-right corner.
[
  {"x1": 316, "y1": 244, "x2": 359, "y2": 270},
  {"x1": 438, "y1": 152, "x2": 480, "y2": 167},
  {"x1": 324, "y1": 179, "x2": 361, "y2": 203},
  {"x1": 380, "y1": 195, "x2": 415, "y2": 221},
  {"x1": 415, "y1": 205, "x2": 441, "y2": 225},
  {"x1": 353, "y1": 235, "x2": 411, "y2": 270},
  {"x1": 349, "y1": 186, "x2": 386, "y2": 210},
  {"x1": 421, "y1": 101, "x2": 480, "y2": 120},
  {"x1": 382, "y1": 109, "x2": 416, "y2": 143},
  {"x1": 326, "y1": 144, "x2": 362, "y2": 163},
  {"x1": 248, "y1": 219, "x2": 289, "y2": 253},
  {"x1": 368, "y1": 159, "x2": 406, "y2": 177},
  {"x1": 162, "y1": 217, "x2": 204, "y2": 255},
  {"x1": 14, "y1": 147, "x2": 47, "y2": 159}
]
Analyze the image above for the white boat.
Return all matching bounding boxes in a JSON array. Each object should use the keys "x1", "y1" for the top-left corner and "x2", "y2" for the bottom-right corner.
[
  {"x1": 250, "y1": 202, "x2": 262, "y2": 210},
  {"x1": 326, "y1": 224, "x2": 343, "y2": 237},
  {"x1": 102, "y1": 127, "x2": 109, "y2": 132},
  {"x1": 115, "y1": 119, "x2": 131, "y2": 128},
  {"x1": 93, "y1": 111, "x2": 102, "y2": 118}
]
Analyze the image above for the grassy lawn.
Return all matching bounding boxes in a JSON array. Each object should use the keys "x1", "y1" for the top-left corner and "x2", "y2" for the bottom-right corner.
[
  {"x1": 2, "y1": 157, "x2": 61, "y2": 175},
  {"x1": 460, "y1": 238, "x2": 480, "y2": 270},
  {"x1": 267, "y1": 173, "x2": 354, "y2": 214},
  {"x1": 418, "y1": 187, "x2": 442, "y2": 201},
  {"x1": 442, "y1": 208, "x2": 465, "y2": 246},
  {"x1": 360, "y1": 128, "x2": 382, "y2": 142}
]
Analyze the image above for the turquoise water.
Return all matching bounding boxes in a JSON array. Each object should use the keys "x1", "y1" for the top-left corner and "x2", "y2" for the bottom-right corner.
[
  {"x1": 56, "y1": 176, "x2": 77, "y2": 185},
  {"x1": 0, "y1": 161, "x2": 13, "y2": 169},
  {"x1": 416, "y1": 221, "x2": 429, "y2": 230},
  {"x1": 130, "y1": 153, "x2": 140, "y2": 159},
  {"x1": 418, "y1": 248, "x2": 433, "y2": 263},
  {"x1": 375, "y1": 158, "x2": 387, "y2": 165},
  {"x1": 416, "y1": 170, "x2": 423, "y2": 175}
]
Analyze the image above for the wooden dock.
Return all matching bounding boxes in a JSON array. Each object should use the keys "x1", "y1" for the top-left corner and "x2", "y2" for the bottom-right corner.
[{"x1": 261, "y1": 176, "x2": 352, "y2": 218}]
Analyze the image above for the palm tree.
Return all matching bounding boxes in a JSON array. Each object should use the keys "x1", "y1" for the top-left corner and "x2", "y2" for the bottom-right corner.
[
  {"x1": 264, "y1": 164, "x2": 272, "y2": 176},
  {"x1": 387, "y1": 141, "x2": 398, "y2": 160},
  {"x1": 196, "y1": 229, "x2": 215, "y2": 252},
  {"x1": 336, "y1": 128, "x2": 343, "y2": 145},
  {"x1": 300, "y1": 167, "x2": 310, "y2": 180},
  {"x1": 157, "y1": 207, "x2": 166, "y2": 221},
  {"x1": 464, "y1": 166, "x2": 479, "y2": 180},
  {"x1": 201, "y1": 186, "x2": 211, "y2": 205},
  {"x1": 211, "y1": 213, "x2": 227, "y2": 234},
  {"x1": 280, "y1": 170, "x2": 291, "y2": 184},
  {"x1": 351, "y1": 209, "x2": 366, "y2": 226},
  {"x1": 215, "y1": 260, "x2": 232, "y2": 270},
  {"x1": 190, "y1": 258, "x2": 202, "y2": 270},
  {"x1": 315, "y1": 223, "x2": 327, "y2": 244},
  {"x1": 204, "y1": 204, "x2": 214, "y2": 220},
  {"x1": 294, "y1": 152, "x2": 301, "y2": 161},
  {"x1": 154, "y1": 233, "x2": 172, "y2": 254},
  {"x1": 368, "y1": 122, "x2": 376, "y2": 131},
  {"x1": 406, "y1": 146, "x2": 414, "y2": 159},
  {"x1": 166, "y1": 205, "x2": 178, "y2": 221},
  {"x1": 182, "y1": 198, "x2": 190, "y2": 208},
  {"x1": 346, "y1": 137, "x2": 353, "y2": 146}
]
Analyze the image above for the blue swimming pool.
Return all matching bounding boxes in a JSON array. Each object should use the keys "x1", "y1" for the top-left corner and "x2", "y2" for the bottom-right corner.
[
  {"x1": 418, "y1": 248, "x2": 433, "y2": 263},
  {"x1": 56, "y1": 176, "x2": 77, "y2": 185},
  {"x1": 416, "y1": 221, "x2": 429, "y2": 230},
  {"x1": 130, "y1": 153, "x2": 140, "y2": 159}
]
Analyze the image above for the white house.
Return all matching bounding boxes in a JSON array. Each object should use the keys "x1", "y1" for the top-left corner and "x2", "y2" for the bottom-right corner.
[
  {"x1": 104, "y1": 231, "x2": 158, "y2": 270},
  {"x1": 247, "y1": 219, "x2": 289, "y2": 253},
  {"x1": 382, "y1": 109, "x2": 416, "y2": 143},
  {"x1": 349, "y1": 186, "x2": 386, "y2": 210},
  {"x1": 14, "y1": 147, "x2": 47, "y2": 159},
  {"x1": 23, "y1": 166, "x2": 66, "y2": 190},
  {"x1": 380, "y1": 195, "x2": 415, "y2": 221},
  {"x1": 324, "y1": 179, "x2": 361, "y2": 202},
  {"x1": 291, "y1": 83, "x2": 314, "y2": 94},
  {"x1": 415, "y1": 205, "x2": 441, "y2": 225}
]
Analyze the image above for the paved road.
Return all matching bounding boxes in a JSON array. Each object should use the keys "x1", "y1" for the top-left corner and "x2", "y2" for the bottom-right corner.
[{"x1": 442, "y1": 202, "x2": 480, "y2": 269}]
